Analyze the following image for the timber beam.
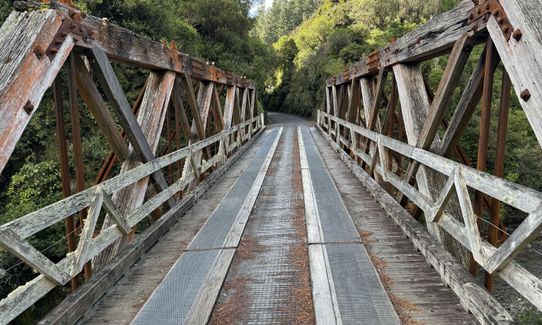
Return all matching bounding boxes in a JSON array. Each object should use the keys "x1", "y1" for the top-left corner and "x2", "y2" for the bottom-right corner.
[
  {"x1": 327, "y1": 0, "x2": 487, "y2": 85},
  {"x1": 12, "y1": 0, "x2": 255, "y2": 89}
]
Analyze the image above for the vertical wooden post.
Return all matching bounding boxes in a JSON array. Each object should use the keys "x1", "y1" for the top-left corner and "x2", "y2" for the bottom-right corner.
[{"x1": 53, "y1": 78, "x2": 79, "y2": 291}]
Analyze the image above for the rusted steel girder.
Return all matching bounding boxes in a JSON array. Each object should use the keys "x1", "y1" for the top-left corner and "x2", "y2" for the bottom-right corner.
[{"x1": 52, "y1": 78, "x2": 79, "y2": 291}]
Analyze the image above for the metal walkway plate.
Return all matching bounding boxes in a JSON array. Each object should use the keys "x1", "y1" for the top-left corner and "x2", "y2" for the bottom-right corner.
[
  {"x1": 132, "y1": 128, "x2": 283, "y2": 325},
  {"x1": 298, "y1": 126, "x2": 400, "y2": 325}
]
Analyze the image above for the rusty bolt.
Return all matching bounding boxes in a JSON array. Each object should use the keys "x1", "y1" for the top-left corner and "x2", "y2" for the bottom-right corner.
[
  {"x1": 497, "y1": 17, "x2": 504, "y2": 24},
  {"x1": 60, "y1": 32, "x2": 67, "y2": 37},
  {"x1": 55, "y1": 39, "x2": 63, "y2": 45},
  {"x1": 34, "y1": 45, "x2": 45, "y2": 58},
  {"x1": 23, "y1": 100, "x2": 34, "y2": 114},
  {"x1": 512, "y1": 29, "x2": 523, "y2": 41},
  {"x1": 503, "y1": 26, "x2": 510, "y2": 34},
  {"x1": 485, "y1": 3, "x2": 490, "y2": 10},
  {"x1": 469, "y1": 13, "x2": 474, "y2": 20},
  {"x1": 520, "y1": 89, "x2": 531, "y2": 101},
  {"x1": 70, "y1": 23, "x2": 76, "y2": 29},
  {"x1": 493, "y1": 10, "x2": 500, "y2": 17},
  {"x1": 50, "y1": 47, "x2": 59, "y2": 55}
]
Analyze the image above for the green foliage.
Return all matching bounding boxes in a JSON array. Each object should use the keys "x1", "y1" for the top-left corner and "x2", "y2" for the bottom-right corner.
[
  {"x1": 262, "y1": 0, "x2": 441, "y2": 116},
  {"x1": 518, "y1": 310, "x2": 542, "y2": 325},
  {"x1": 0, "y1": 0, "x2": 11, "y2": 24},
  {"x1": 254, "y1": 0, "x2": 322, "y2": 44}
]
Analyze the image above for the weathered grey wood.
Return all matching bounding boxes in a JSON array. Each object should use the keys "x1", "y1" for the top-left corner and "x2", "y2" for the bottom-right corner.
[
  {"x1": 484, "y1": 207, "x2": 542, "y2": 273},
  {"x1": 314, "y1": 132, "x2": 477, "y2": 324},
  {"x1": 211, "y1": 85, "x2": 225, "y2": 131},
  {"x1": 171, "y1": 80, "x2": 194, "y2": 140},
  {"x1": 0, "y1": 10, "x2": 72, "y2": 175},
  {"x1": 39, "y1": 124, "x2": 265, "y2": 325},
  {"x1": 437, "y1": 48, "x2": 499, "y2": 157},
  {"x1": 223, "y1": 86, "x2": 236, "y2": 130},
  {"x1": 73, "y1": 188, "x2": 104, "y2": 273},
  {"x1": 13, "y1": 2, "x2": 254, "y2": 89},
  {"x1": 94, "y1": 70, "x2": 176, "y2": 269},
  {"x1": 102, "y1": 190, "x2": 130, "y2": 235},
  {"x1": 0, "y1": 229, "x2": 69, "y2": 285},
  {"x1": 418, "y1": 34, "x2": 472, "y2": 150},
  {"x1": 328, "y1": 0, "x2": 481, "y2": 85},
  {"x1": 488, "y1": 0, "x2": 542, "y2": 148},
  {"x1": 89, "y1": 47, "x2": 175, "y2": 210},
  {"x1": 183, "y1": 249, "x2": 236, "y2": 324},
  {"x1": 454, "y1": 169, "x2": 483, "y2": 262},
  {"x1": 316, "y1": 124, "x2": 514, "y2": 324},
  {"x1": 0, "y1": 116, "x2": 264, "y2": 325},
  {"x1": 3, "y1": 115, "x2": 259, "y2": 243},
  {"x1": 318, "y1": 111, "x2": 542, "y2": 313},
  {"x1": 74, "y1": 55, "x2": 128, "y2": 160}
]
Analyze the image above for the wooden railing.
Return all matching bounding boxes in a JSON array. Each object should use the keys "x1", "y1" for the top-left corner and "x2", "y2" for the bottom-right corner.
[
  {"x1": 318, "y1": 111, "x2": 542, "y2": 314},
  {"x1": 0, "y1": 2, "x2": 263, "y2": 323},
  {"x1": 0, "y1": 114, "x2": 264, "y2": 323},
  {"x1": 321, "y1": 0, "x2": 542, "y2": 322}
]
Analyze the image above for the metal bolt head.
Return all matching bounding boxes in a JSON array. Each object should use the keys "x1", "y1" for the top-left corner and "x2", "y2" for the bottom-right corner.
[
  {"x1": 512, "y1": 29, "x2": 523, "y2": 41},
  {"x1": 23, "y1": 100, "x2": 34, "y2": 114},
  {"x1": 34, "y1": 45, "x2": 45, "y2": 58},
  {"x1": 520, "y1": 89, "x2": 531, "y2": 101}
]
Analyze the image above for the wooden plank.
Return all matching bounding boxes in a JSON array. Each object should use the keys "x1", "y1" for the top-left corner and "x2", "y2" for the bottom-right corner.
[
  {"x1": 454, "y1": 169, "x2": 483, "y2": 262},
  {"x1": 39, "y1": 123, "x2": 265, "y2": 325},
  {"x1": 417, "y1": 34, "x2": 473, "y2": 150},
  {"x1": 74, "y1": 55, "x2": 128, "y2": 160},
  {"x1": 308, "y1": 244, "x2": 341, "y2": 325},
  {"x1": 436, "y1": 49, "x2": 488, "y2": 156},
  {"x1": 315, "y1": 125, "x2": 514, "y2": 325},
  {"x1": 211, "y1": 85, "x2": 225, "y2": 131},
  {"x1": 102, "y1": 190, "x2": 131, "y2": 235},
  {"x1": 183, "y1": 249, "x2": 236, "y2": 324},
  {"x1": 488, "y1": 0, "x2": 542, "y2": 147},
  {"x1": 18, "y1": 2, "x2": 254, "y2": 88},
  {"x1": 0, "y1": 10, "x2": 72, "y2": 175},
  {"x1": 94, "y1": 69, "x2": 176, "y2": 268},
  {"x1": 484, "y1": 207, "x2": 542, "y2": 273},
  {"x1": 73, "y1": 188, "x2": 104, "y2": 273},
  {"x1": 327, "y1": 0, "x2": 481, "y2": 85},
  {"x1": 0, "y1": 229, "x2": 69, "y2": 285},
  {"x1": 0, "y1": 117, "x2": 264, "y2": 324},
  {"x1": 393, "y1": 64, "x2": 430, "y2": 145},
  {"x1": 223, "y1": 127, "x2": 283, "y2": 248}
]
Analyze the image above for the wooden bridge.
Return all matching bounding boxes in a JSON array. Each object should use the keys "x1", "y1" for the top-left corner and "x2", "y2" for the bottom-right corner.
[{"x1": 0, "y1": 0, "x2": 542, "y2": 324}]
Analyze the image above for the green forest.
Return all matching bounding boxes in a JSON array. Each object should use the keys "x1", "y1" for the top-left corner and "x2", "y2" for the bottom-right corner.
[{"x1": 0, "y1": 0, "x2": 541, "y2": 323}]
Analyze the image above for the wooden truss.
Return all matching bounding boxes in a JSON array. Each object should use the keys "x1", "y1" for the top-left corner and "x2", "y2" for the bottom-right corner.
[
  {"x1": 319, "y1": 0, "x2": 542, "y2": 322},
  {"x1": 0, "y1": 2, "x2": 261, "y2": 323}
]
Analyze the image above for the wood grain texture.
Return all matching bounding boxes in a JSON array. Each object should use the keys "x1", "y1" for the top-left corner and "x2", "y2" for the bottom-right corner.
[
  {"x1": 315, "y1": 124, "x2": 514, "y2": 324},
  {"x1": 0, "y1": 10, "x2": 71, "y2": 174}
]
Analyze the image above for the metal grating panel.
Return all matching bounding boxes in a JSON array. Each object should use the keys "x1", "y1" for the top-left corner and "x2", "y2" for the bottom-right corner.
[
  {"x1": 188, "y1": 128, "x2": 280, "y2": 250},
  {"x1": 326, "y1": 243, "x2": 401, "y2": 325},
  {"x1": 131, "y1": 250, "x2": 219, "y2": 325},
  {"x1": 299, "y1": 125, "x2": 400, "y2": 324}
]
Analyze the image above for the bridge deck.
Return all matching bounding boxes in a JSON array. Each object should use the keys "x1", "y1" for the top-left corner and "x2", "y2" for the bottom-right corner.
[{"x1": 77, "y1": 113, "x2": 475, "y2": 324}]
